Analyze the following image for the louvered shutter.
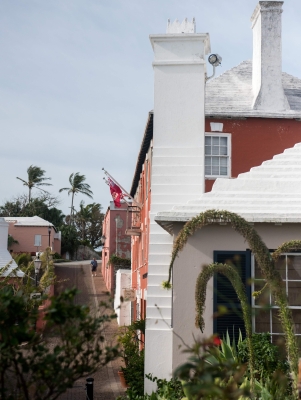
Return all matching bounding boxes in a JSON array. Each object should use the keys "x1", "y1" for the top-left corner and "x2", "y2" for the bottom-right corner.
[{"x1": 213, "y1": 251, "x2": 251, "y2": 343}]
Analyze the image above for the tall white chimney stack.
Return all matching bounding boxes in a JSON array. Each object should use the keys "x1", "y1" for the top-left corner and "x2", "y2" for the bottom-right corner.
[
  {"x1": 251, "y1": 1, "x2": 289, "y2": 111},
  {"x1": 145, "y1": 21, "x2": 210, "y2": 393}
]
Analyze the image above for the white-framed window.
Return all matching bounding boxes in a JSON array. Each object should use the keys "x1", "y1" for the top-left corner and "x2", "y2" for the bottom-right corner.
[
  {"x1": 205, "y1": 133, "x2": 231, "y2": 178},
  {"x1": 251, "y1": 253, "x2": 301, "y2": 343},
  {"x1": 34, "y1": 234, "x2": 41, "y2": 247}
]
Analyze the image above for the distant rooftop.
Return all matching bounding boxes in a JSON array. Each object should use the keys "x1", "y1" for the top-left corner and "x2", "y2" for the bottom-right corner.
[
  {"x1": 205, "y1": 60, "x2": 301, "y2": 119},
  {"x1": 4, "y1": 216, "x2": 54, "y2": 228}
]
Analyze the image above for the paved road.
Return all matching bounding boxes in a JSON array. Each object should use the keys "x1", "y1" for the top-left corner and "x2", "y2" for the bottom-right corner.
[{"x1": 52, "y1": 261, "x2": 126, "y2": 400}]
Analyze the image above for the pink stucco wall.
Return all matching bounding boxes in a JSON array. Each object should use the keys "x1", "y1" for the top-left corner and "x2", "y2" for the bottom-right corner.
[
  {"x1": 101, "y1": 202, "x2": 131, "y2": 294},
  {"x1": 8, "y1": 223, "x2": 61, "y2": 255}
]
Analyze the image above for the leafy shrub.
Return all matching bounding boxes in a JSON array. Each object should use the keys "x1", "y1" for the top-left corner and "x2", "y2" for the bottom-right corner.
[
  {"x1": 146, "y1": 374, "x2": 184, "y2": 399},
  {"x1": 14, "y1": 253, "x2": 32, "y2": 267},
  {"x1": 118, "y1": 320, "x2": 145, "y2": 396},
  {"x1": 238, "y1": 333, "x2": 289, "y2": 380},
  {"x1": 117, "y1": 375, "x2": 184, "y2": 400},
  {"x1": 52, "y1": 252, "x2": 61, "y2": 260},
  {"x1": 238, "y1": 332, "x2": 292, "y2": 398},
  {"x1": 174, "y1": 336, "x2": 250, "y2": 400},
  {"x1": 109, "y1": 254, "x2": 131, "y2": 268}
]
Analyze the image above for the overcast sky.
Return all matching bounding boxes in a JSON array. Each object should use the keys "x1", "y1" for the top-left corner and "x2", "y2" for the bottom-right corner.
[{"x1": 1, "y1": 0, "x2": 300, "y2": 216}]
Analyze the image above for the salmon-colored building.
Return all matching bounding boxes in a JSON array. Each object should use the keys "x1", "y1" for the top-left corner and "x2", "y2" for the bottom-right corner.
[
  {"x1": 4, "y1": 216, "x2": 61, "y2": 255},
  {"x1": 101, "y1": 202, "x2": 131, "y2": 294},
  {"x1": 129, "y1": 113, "x2": 153, "y2": 320}
]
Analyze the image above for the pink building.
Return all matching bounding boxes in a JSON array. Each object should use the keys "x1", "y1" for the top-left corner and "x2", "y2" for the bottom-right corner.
[
  {"x1": 101, "y1": 201, "x2": 131, "y2": 294},
  {"x1": 4, "y1": 216, "x2": 61, "y2": 255}
]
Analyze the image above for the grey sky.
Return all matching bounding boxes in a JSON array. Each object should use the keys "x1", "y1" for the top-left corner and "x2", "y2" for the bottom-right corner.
[{"x1": 1, "y1": 0, "x2": 300, "y2": 216}]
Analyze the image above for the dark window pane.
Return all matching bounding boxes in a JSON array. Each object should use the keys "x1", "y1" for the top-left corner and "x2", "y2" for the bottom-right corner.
[
  {"x1": 214, "y1": 252, "x2": 250, "y2": 343},
  {"x1": 288, "y1": 255, "x2": 301, "y2": 280},
  {"x1": 288, "y1": 282, "x2": 301, "y2": 306}
]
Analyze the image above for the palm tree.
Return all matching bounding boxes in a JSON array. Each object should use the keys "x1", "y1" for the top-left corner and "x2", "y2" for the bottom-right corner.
[
  {"x1": 16, "y1": 165, "x2": 52, "y2": 202},
  {"x1": 59, "y1": 173, "x2": 93, "y2": 225},
  {"x1": 76, "y1": 201, "x2": 92, "y2": 241}
]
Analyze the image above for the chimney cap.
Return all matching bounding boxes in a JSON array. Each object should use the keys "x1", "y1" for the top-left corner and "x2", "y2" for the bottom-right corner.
[{"x1": 251, "y1": 1, "x2": 284, "y2": 27}]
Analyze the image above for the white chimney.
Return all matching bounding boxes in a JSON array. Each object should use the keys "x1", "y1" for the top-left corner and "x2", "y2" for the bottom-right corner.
[
  {"x1": 145, "y1": 21, "x2": 210, "y2": 394},
  {"x1": 251, "y1": 1, "x2": 289, "y2": 111}
]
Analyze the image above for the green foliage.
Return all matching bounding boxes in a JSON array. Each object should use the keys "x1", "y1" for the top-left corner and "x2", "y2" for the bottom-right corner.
[
  {"x1": 52, "y1": 252, "x2": 61, "y2": 260},
  {"x1": 0, "y1": 193, "x2": 63, "y2": 228},
  {"x1": 109, "y1": 254, "x2": 131, "y2": 268},
  {"x1": 254, "y1": 371, "x2": 294, "y2": 400},
  {"x1": 73, "y1": 201, "x2": 104, "y2": 248},
  {"x1": 7, "y1": 234, "x2": 18, "y2": 249},
  {"x1": 238, "y1": 333, "x2": 289, "y2": 380},
  {"x1": 117, "y1": 333, "x2": 294, "y2": 400},
  {"x1": 173, "y1": 336, "x2": 250, "y2": 400},
  {"x1": 118, "y1": 320, "x2": 145, "y2": 396},
  {"x1": 195, "y1": 262, "x2": 255, "y2": 391},
  {"x1": 0, "y1": 286, "x2": 119, "y2": 400},
  {"x1": 37, "y1": 247, "x2": 56, "y2": 292},
  {"x1": 161, "y1": 280, "x2": 172, "y2": 289},
  {"x1": 59, "y1": 172, "x2": 93, "y2": 225},
  {"x1": 60, "y1": 224, "x2": 80, "y2": 257},
  {"x1": 117, "y1": 375, "x2": 184, "y2": 400},
  {"x1": 14, "y1": 252, "x2": 32, "y2": 267},
  {"x1": 146, "y1": 374, "x2": 185, "y2": 400},
  {"x1": 16, "y1": 165, "x2": 52, "y2": 202},
  {"x1": 43, "y1": 207, "x2": 65, "y2": 228},
  {"x1": 207, "y1": 331, "x2": 242, "y2": 366}
]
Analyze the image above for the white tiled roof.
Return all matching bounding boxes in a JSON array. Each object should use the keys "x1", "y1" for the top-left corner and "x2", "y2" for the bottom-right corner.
[
  {"x1": 155, "y1": 142, "x2": 301, "y2": 224},
  {"x1": 205, "y1": 61, "x2": 301, "y2": 119},
  {"x1": 4, "y1": 216, "x2": 53, "y2": 227}
]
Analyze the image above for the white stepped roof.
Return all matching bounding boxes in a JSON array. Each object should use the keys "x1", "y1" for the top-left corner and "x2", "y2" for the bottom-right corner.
[
  {"x1": 4, "y1": 216, "x2": 53, "y2": 227},
  {"x1": 205, "y1": 61, "x2": 301, "y2": 119},
  {"x1": 155, "y1": 142, "x2": 301, "y2": 224},
  {"x1": 0, "y1": 250, "x2": 23, "y2": 277}
]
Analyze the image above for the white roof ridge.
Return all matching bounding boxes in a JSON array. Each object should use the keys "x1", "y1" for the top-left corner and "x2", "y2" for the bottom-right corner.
[{"x1": 155, "y1": 141, "x2": 301, "y2": 223}]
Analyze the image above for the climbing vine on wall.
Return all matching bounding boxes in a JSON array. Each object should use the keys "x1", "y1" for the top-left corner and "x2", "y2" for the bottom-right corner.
[
  {"x1": 273, "y1": 240, "x2": 301, "y2": 261},
  {"x1": 195, "y1": 262, "x2": 255, "y2": 390},
  {"x1": 163, "y1": 209, "x2": 299, "y2": 395}
]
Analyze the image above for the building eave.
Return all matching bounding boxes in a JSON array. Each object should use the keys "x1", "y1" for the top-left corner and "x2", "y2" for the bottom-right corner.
[
  {"x1": 130, "y1": 111, "x2": 153, "y2": 197},
  {"x1": 205, "y1": 111, "x2": 301, "y2": 120},
  {"x1": 155, "y1": 212, "x2": 301, "y2": 234}
]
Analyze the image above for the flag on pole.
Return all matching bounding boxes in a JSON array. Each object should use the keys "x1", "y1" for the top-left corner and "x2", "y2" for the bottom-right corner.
[{"x1": 108, "y1": 178, "x2": 123, "y2": 208}]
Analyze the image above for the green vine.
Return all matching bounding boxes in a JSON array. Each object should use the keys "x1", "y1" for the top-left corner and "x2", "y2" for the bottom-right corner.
[
  {"x1": 163, "y1": 209, "x2": 299, "y2": 398},
  {"x1": 272, "y1": 240, "x2": 301, "y2": 261},
  {"x1": 108, "y1": 254, "x2": 131, "y2": 268},
  {"x1": 195, "y1": 262, "x2": 255, "y2": 391}
]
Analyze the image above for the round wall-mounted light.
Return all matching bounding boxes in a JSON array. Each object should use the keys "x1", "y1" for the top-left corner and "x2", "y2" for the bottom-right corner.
[{"x1": 208, "y1": 54, "x2": 222, "y2": 67}]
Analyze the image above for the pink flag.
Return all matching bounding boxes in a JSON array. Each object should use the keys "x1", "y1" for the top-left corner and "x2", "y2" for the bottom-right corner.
[{"x1": 108, "y1": 178, "x2": 123, "y2": 208}]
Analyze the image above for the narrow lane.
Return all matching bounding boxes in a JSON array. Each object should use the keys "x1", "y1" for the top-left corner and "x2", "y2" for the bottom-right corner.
[{"x1": 52, "y1": 261, "x2": 125, "y2": 400}]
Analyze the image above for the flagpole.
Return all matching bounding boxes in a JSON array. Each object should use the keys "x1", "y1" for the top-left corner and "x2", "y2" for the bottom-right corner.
[
  {"x1": 103, "y1": 177, "x2": 132, "y2": 207},
  {"x1": 102, "y1": 168, "x2": 142, "y2": 208}
]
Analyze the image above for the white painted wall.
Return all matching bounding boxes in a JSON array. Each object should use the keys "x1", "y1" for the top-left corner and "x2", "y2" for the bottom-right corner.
[
  {"x1": 114, "y1": 269, "x2": 131, "y2": 326},
  {"x1": 145, "y1": 26, "x2": 210, "y2": 393}
]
